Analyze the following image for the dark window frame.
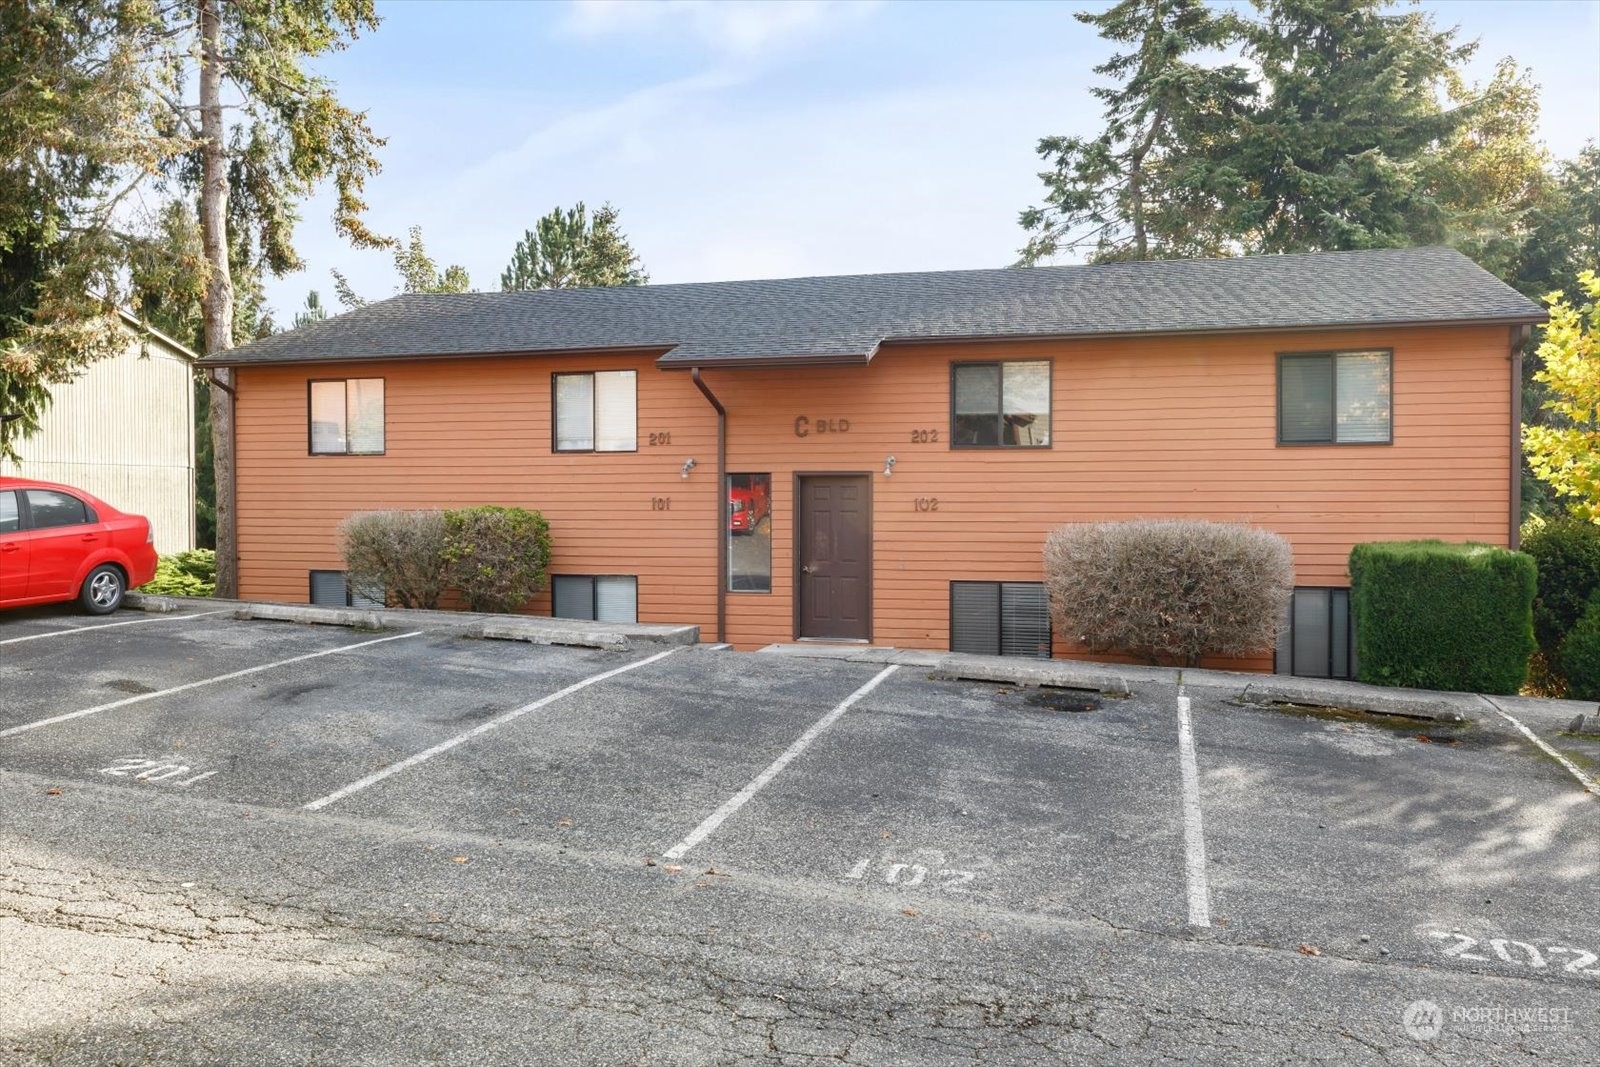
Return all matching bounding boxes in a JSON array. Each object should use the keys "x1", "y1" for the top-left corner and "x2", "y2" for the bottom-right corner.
[
  {"x1": 726, "y1": 472, "x2": 773, "y2": 595},
  {"x1": 948, "y1": 580, "x2": 1053, "y2": 659},
  {"x1": 1281, "y1": 585, "x2": 1355, "y2": 679},
  {"x1": 550, "y1": 370, "x2": 640, "y2": 454},
  {"x1": 1275, "y1": 349, "x2": 1394, "y2": 447},
  {"x1": 551, "y1": 574, "x2": 640, "y2": 623},
  {"x1": 948, "y1": 359, "x2": 1054, "y2": 451},
  {"x1": 308, "y1": 569, "x2": 356, "y2": 607},
  {"x1": 307, "y1": 377, "x2": 387, "y2": 456},
  {"x1": 19, "y1": 488, "x2": 97, "y2": 530}
]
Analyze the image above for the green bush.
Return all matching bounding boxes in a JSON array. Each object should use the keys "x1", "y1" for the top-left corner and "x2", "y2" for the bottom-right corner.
[
  {"x1": 1349, "y1": 541, "x2": 1536, "y2": 694},
  {"x1": 1522, "y1": 517, "x2": 1600, "y2": 664},
  {"x1": 441, "y1": 505, "x2": 551, "y2": 614},
  {"x1": 1558, "y1": 591, "x2": 1600, "y2": 701},
  {"x1": 339, "y1": 510, "x2": 449, "y2": 609},
  {"x1": 138, "y1": 549, "x2": 217, "y2": 597},
  {"x1": 1043, "y1": 519, "x2": 1293, "y2": 666}
]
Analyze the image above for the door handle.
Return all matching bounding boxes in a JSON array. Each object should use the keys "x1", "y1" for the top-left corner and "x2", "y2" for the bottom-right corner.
[
  {"x1": 81, "y1": 534, "x2": 100, "y2": 542},
  {"x1": 801, "y1": 564, "x2": 816, "y2": 574},
  {"x1": 0, "y1": 543, "x2": 18, "y2": 553}
]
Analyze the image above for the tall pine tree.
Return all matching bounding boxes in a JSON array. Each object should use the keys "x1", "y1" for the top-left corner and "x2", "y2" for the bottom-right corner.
[
  {"x1": 1018, "y1": 0, "x2": 1254, "y2": 264},
  {"x1": 501, "y1": 203, "x2": 648, "y2": 290}
]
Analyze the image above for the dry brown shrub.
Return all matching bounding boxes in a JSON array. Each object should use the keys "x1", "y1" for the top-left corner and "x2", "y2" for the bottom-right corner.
[{"x1": 1044, "y1": 519, "x2": 1293, "y2": 666}]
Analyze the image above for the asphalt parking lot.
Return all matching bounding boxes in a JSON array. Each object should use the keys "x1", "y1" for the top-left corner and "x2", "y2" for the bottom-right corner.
[{"x1": 2, "y1": 604, "x2": 1597, "y2": 1065}]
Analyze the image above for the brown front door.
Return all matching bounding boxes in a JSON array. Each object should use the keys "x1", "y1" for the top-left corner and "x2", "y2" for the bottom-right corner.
[{"x1": 796, "y1": 474, "x2": 871, "y2": 640}]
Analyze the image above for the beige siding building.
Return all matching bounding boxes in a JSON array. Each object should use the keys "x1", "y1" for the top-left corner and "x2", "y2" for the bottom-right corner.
[{"x1": 7, "y1": 312, "x2": 197, "y2": 553}]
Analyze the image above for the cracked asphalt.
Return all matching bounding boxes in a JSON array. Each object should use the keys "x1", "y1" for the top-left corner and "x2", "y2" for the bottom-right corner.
[{"x1": 1, "y1": 606, "x2": 1596, "y2": 1065}]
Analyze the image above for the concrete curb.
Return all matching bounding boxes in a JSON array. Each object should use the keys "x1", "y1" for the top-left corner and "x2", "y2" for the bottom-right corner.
[
  {"x1": 122, "y1": 593, "x2": 699, "y2": 652},
  {"x1": 757, "y1": 643, "x2": 1524, "y2": 722}
]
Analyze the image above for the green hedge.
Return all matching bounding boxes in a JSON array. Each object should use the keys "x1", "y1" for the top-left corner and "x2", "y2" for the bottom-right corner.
[
  {"x1": 1522, "y1": 517, "x2": 1600, "y2": 668},
  {"x1": 1349, "y1": 541, "x2": 1536, "y2": 695},
  {"x1": 1559, "y1": 591, "x2": 1600, "y2": 701}
]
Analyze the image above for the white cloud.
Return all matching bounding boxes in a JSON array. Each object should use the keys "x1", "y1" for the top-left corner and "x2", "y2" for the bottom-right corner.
[{"x1": 562, "y1": 0, "x2": 878, "y2": 56}]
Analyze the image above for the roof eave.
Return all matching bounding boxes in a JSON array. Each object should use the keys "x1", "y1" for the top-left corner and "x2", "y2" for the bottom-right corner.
[{"x1": 200, "y1": 342, "x2": 677, "y2": 368}]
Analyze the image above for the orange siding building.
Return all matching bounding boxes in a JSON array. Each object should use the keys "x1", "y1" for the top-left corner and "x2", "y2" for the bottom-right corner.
[{"x1": 215, "y1": 248, "x2": 1543, "y2": 675}]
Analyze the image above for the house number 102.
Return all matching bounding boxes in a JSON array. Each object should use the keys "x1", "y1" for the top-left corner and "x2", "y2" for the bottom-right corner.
[{"x1": 914, "y1": 498, "x2": 939, "y2": 512}]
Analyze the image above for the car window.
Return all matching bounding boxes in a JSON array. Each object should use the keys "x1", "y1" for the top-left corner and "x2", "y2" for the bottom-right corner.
[
  {"x1": 0, "y1": 491, "x2": 17, "y2": 534},
  {"x1": 25, "y1": 489, "x2": 92, "y2": 530}
]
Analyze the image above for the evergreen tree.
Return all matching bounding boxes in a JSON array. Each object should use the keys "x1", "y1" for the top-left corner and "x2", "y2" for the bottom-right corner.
[
  {"x1": 1228, "y1": 0, "x2": 1477, "y2": 253},
  {"x1": 501, "y1": 203, "x2": 648, "y2": 290},
  {"x1": 1018, "y1": 0, "x2": 1254, "y2": 264},
  {"x1": 332, "y1": 225, "x2": 471, "y2": 309},
  {"x1": 293, "y1": 291, "x2": 329, "y2": 329}
]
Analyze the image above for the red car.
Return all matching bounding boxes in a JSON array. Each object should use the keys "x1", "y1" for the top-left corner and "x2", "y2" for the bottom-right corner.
[
  {"x1": 0, "y1": 477, "x2": 158, "y2": 614},
  {"x1": 729, "y1": 476, "x2": 771, "y2": 534}
]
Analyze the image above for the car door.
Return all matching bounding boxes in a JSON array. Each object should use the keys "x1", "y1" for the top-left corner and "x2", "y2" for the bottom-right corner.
[
  {"x1": 0, "y1": 490, "x2": 26, "y2": 603},
  {"x1": 22, "y1": 489, "x2": 100, "y2": 599}
]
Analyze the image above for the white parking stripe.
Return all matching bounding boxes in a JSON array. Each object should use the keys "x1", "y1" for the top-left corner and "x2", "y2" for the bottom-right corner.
[
  {"x1": 1176, "y1": 690, "x2": 1213, "y2": 928},
  {"x1": 662, "y1": 664, "x2": 898, "y2": 862},
  {"x1": 0, "y1": 610, "x2": 229, "y2": 647},
  {"x1": 1480, "y1": 695, "x2": 1599, "y2": 796},
  {"x1": 0, "y1": 631, "x2": 423, "y2": 739},
  {"x1": 302, "y1": 646, "x2": 683, "y2": 812}
]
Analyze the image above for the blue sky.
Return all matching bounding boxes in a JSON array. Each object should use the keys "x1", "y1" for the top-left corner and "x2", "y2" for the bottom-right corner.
[{"x1": 263, "y1": 0, "x2": 1600, "y2": 319}]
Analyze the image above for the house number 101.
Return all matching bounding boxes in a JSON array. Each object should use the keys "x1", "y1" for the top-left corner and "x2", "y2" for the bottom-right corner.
[{"x1": 651, "y1": 497, "x2": 671, "y2": 511}]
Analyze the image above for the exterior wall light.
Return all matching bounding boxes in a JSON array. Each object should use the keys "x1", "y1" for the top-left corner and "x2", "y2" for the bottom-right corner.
[
  {"x1": 884, "y1": 455, "x2": 896, "y2": 477},
  {"x1": 681, "y1": 458, "x2": 697, "y2": 479}
]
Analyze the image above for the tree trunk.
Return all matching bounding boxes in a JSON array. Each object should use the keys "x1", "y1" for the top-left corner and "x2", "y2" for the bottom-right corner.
[{"x1": 198, "y1": 0, "x2": 238, "y2": 598}]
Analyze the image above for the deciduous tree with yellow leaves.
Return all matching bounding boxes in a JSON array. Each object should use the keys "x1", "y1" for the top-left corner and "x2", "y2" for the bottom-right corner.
[{"x1": 1524, "y1": 271, "x2": 1600, "y2": 522}]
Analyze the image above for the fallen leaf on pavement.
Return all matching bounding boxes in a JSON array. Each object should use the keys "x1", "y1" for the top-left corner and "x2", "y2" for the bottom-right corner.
[
  {"x1": 643, "y1": 857, "x2": 657, "y2": 867},
  {"x1": 1298, "y1": 943, "x2": 1321, "y2": 956},
  {"x1": 556, "y1": 818, "x2": 574, "y2": 827},
  {"x1": 45, "y1": 787, "x2": 62, "y2": 797},
  {"x1": 450, "y1": 856, "x2": 469, "y2": 864},
  {"x1": 694, "y1": 881, "x2": 712, "y2": 889},
  {"x1": 902, "y1": 908, "x2": 920, "y2": 917},
  {"x1": 663, "y1": 864, "x2": 684, "y2": 874},
  {"x1": 704, "y1": 867, "x2": 729, "y2": 878},
  {"x1": 1415, "y1": 735, "x2": 1433, "y2": 743},
  {"x1": 426, "y1": 912, "x2": 443, "y2": 923}
]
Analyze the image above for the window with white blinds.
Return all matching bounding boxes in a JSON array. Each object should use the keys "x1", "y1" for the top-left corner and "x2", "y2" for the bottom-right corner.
[
  {"x1": 1277, "y1": 351, "x2": 1391, "y2": 444},
  {"x1": 309, "y1": 378, "x2": 385, "y2": 455},
  {"x1": 552, "y1": 575, "x2": 638, "y2": 623},
  {"x1": 950, "y1": 581, "x2": 1051, "y2": 658},
  {"x1": 553, "y1": 371, "x2": 637, "y2": 452}
]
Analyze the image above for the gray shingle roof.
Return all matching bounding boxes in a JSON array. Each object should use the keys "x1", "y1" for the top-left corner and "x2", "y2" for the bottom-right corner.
[{"x1": 211, "y1": 246, "x2": 1544, "y2": 369}]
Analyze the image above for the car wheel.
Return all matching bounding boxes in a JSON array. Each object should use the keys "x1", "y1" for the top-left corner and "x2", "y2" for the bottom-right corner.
[{"x1": 80, "y1": 565, "x2": 126, "y2": 615}]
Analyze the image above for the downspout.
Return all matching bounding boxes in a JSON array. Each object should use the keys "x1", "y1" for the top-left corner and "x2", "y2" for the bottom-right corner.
[
  {"x1": 691, "y1": 368, "x2": 727, "y2": 643},
  {"x1": 1509, "y1": 325, "x2": 1529, "y2": 551}
]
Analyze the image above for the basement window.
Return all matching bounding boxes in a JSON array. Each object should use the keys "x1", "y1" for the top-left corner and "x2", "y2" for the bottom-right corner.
[
  {"x1": 950, "y1": 581, "x2": 1051, "y2": 658},
  {"x1": 1277, "y1": 351, "x2": 1391, "y2": 444},
  {"x1": 309, "y1": 570, "x2": 384, "y2": 609},
  {"x1": 552, "y1": 575, "x2": 639, "y2": 624},
  {"x1": 553, "y1": 371, "x2": 637, "y2": 452},
  {"x1": 309, "y1": 379, "x2": 385, "y2": 455},
  {"x1": 951, "y1": 361, "x2": 1052, "y2": 448},
  {"x1": 1275, "y1": 587, "x2": 1356, "y2": 679}
]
